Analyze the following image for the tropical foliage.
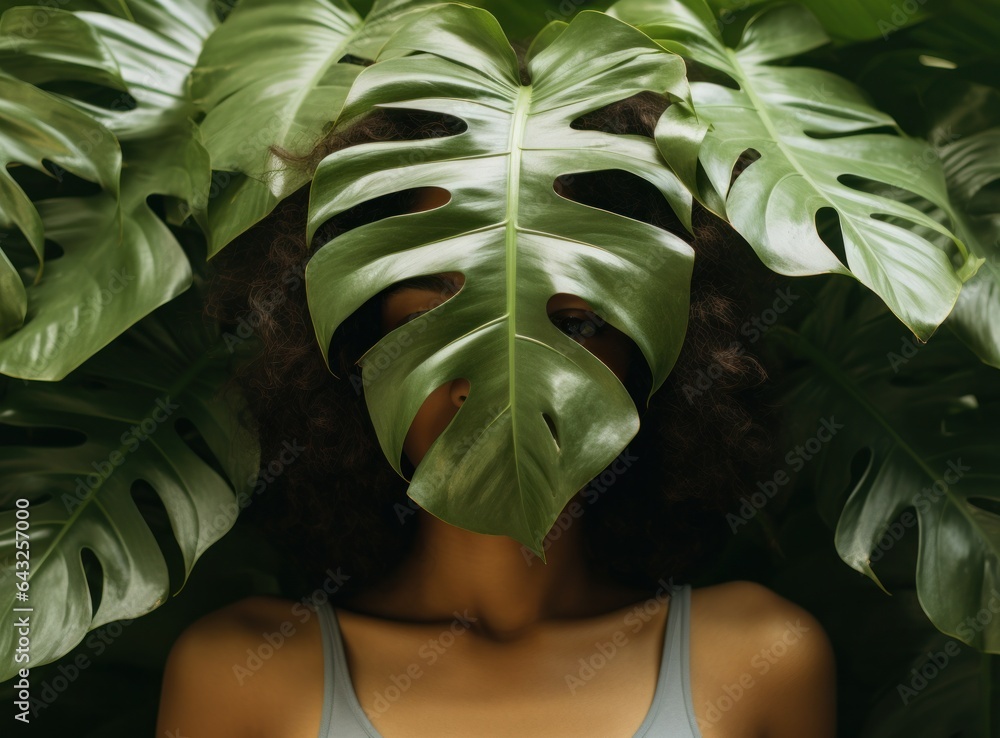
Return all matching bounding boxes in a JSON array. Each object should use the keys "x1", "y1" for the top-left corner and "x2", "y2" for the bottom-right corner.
[{"x1": 0, "y1": 0, "x2": 997, "y2": 733}]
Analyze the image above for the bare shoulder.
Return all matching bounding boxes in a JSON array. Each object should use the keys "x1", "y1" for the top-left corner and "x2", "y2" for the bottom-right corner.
[
  {"x1": 688, "y1": 581, "x2": 837, "y2": 738},
  {"x1": 156, "y1": 595, "x2": 325, "y2": 738},
  {"x1": 693, "y1": 579, "x2": 821, "y2": 625},
  {"x1": 165, "y1": 594, "x2": 319, "y2": 667}
]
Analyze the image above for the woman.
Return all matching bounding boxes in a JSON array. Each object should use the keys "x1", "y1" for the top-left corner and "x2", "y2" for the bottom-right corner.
[{"x1": 155, "y1": 85, "x2": 837, "y2": 737}]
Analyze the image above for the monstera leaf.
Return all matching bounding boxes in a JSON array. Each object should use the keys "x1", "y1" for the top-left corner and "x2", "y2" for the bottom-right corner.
[
  {"x1": 0, "y1": 6, "x2": 127, "y2": 91},
  {"x1": 940, "y1": 128, "x2": 1000, "y2": 369},
  {"x1": 0, "y1": 288, "x2": 258, "y2": 682},
  {"x1": 0, "y1": 74, "x2": 121, "y2": 340},
  {"x1": 67, "y1": 1, "x2": 216, "y2": 140},
  {"x1": 0, "y1": 1, "x2": 218, "y2": 380},
  {"x1": 823, "y1": 18, "x2": 1000, "y2": 369},
  {"x1": 775, "y1": 279, "x2": 1000, "y2": 653},
  {"x1": 609, "y1": 0, "x2": 983, "y2": 343},
  {"x1": 705, "y1": 0, "x2": 931, "y2": 41},
  {"x1": 190, "y1": 0, "x2": 444, "y2": 255},
  {"x1": 305, "y1": 5, "x2": 694, "y2": 557}
]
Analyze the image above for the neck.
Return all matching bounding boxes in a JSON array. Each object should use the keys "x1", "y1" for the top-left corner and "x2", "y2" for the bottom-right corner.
[{"x1": 341, "y1": 492, "x2": 649, "y2": 640}]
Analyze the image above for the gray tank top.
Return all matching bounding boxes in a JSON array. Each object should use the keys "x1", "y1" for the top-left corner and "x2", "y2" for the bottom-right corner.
[{"x1": 315, "y1": 583, "x2": 702, "y2": 737}]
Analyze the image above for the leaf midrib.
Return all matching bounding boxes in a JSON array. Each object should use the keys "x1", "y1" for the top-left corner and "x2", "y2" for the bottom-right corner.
[
  {"x1": 774, "y1": 326, "x2": 986, "y2": 553},
  {"x1": 506, "y1": 84, "x2": 532, "y2": 533},
  {"x1": 273, "y1": 8, "x2": 362, "y2": 150}
]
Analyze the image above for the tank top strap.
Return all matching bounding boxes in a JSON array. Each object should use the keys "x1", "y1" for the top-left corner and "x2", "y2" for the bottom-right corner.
[
  {"x1": 315, "y1": 601, "x2": 380, "y2": 738},
  {"x1": 642, "y1": 582, "x2": 703, "y2": 737}
]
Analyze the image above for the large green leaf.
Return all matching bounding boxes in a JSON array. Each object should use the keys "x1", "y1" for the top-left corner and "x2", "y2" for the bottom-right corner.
[
  {"x1": 352, "y1": 0, "x2": 621, "y2": 40},
  {"x1": 942, "y1": 127, "x2": 1000, "y2": 369},
  {"x1": 842, "y1": 47, "x2": 1000, "y2": 368},
  {"x1": 0, "y1": 1, "x2": 218, "y2": 380},
  {"x1": 0, "y1": 288, "x2": 258, "y2": 682},
  {"x1": 706, "y1": 0, "x2": 931, "y2": 41},
  {"x1": 306, "y1": 5, "x2": 693, "y2": 556},
  {"x1": 189, "y1": 0, "x2": 443, "y2": 256},
  {"x1": 0, "y1": 6, "x2": 126, "y2": 91},
  {"x1": 774, "y1": 280, "x2": 1000, "y2": 652},
  {"x1": 71, "y1": 0, "x2": 216, "y2": 139},
  {"x1": 0, "y1": 75, "x2": 121, "y2": 337},
  {"x1": 609, "y1": 0, "x2": 983, "y2": 342},
  {"x1": 0, "y1": 132, "x2": 202, "y2": 381}
]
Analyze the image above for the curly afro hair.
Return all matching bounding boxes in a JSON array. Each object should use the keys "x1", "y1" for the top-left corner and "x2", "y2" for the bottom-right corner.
[{"x1": 203, "y1": 68, "x2": 782, "y2": 602}]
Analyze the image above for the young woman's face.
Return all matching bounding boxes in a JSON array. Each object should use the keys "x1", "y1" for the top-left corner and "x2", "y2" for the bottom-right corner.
[{"x1": 379, "y1": 188, "x2": 636, "y2": 471}]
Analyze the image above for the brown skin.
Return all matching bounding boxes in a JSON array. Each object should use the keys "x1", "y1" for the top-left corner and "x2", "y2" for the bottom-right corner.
[{"x1": 156, "y1": 189, "x2": 837, "y2": 737}]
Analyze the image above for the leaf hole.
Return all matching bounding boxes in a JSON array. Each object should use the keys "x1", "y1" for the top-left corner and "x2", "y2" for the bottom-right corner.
[
  {"x1": 542, "y1": 412, "x2": 559, "y2": 449},
  {"x1": 0, "y1": 422, "x2": 87, "y2": 447},
  {"x1": 867, "y1": 506, "x2": 920, "y2": 578},
  {"x1": 0, "y1": 492, "x2": 52, "y2": 513},
  {"x1": 312, "y1": 186, "x2": 452, "y2": 246},
  {"x1": 80, "y1": 546, "x2": 104, "y2": 615},
  {"x1": 130, "y1": 479, "x2": 187, "y2": 597},
  {"x1": 803, "y1": 125, "x2": 898, "y2": 140},
  {"x1": 685, "y1": 60, "x2": 740, "y2": 90},
  {"x1": 846, "y1": 447, "x2": 872, "y2": 498},
  {"x1": 332, "y1": 270, "x2": 464, "y2": 371},
  {"x1": 553, "y1": 169, "x2": 687, "y2": 237},
  {"x1": 396, "y1": 376, "x2": 472, "y2": 478},
  {"x1": 815, "y1": 207, "x2": 847, "y2": 268},
  {"x1": 545, "y1": 292, "x2": 643, "y2": 408},
  {"x1": 731, "y1": 148, "x2": 760, "y2": 187},
  {"x1": 968, "y1": 497, "x2": 1000, "y2": 516},
  {"x1": 174, "y1": 418, "x2": 229, "y2": 490},
  {"x1": 7, "y1": 159, "x2": 103, "y2": 200},
  {"x1": 838, "y1": 174, "x2": 956, "y2": 237},
  {"x1": 40, "y1": 80, "x2": 137, "y2": 112},
  {"x1": 43, "y1": 238, "x2": 65, "y2": 261},
  {"x1": 336, "y1": 53, "x2": 373, "y2": 67},
  {"x1": 569, "y1": 91, "x2": 672, "y2": 136}
]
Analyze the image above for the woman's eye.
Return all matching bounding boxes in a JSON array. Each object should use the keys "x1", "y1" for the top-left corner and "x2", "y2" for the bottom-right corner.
[
  {"x1": 398, "y1": 309, "x2": 429, "y2": 327},
  {"x1": 552, "y1": 313, "x2": 605, "y2": 341}
]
